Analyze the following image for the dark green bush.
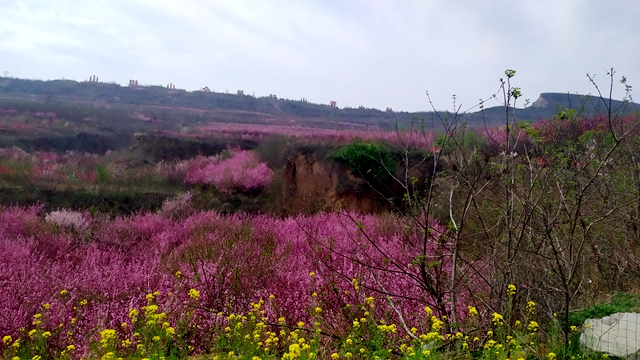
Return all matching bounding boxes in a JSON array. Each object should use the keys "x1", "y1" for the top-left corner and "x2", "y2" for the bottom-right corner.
[{"x1": 335, "y1": 141, "x2": 395, "y2": 185}]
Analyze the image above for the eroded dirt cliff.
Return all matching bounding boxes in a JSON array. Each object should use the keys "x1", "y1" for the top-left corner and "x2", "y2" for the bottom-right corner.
[{"x1": 279, "y1": 152, "x2": 382, "y2": 214}]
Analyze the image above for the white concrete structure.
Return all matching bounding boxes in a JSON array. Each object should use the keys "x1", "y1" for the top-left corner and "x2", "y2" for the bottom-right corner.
[{"x1": 581, "y1": 312, "x2": 640, "y2": 359}]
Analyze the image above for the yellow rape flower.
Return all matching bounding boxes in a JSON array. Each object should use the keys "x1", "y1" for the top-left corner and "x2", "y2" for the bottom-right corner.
[
  {"x1": 365, "y1": 296, "x2": 375, "y2": 305},
  {"x1": 526, "y1": 300, "x2": 536, "y2": 313},
  {"x1": 468, "y1": 306, "x2": 478, "y2": 317},
  {"x1": 377, "y1": 324, "x2": 395, "y2": 333},
  {"x1": 100, "y1": 329, "x2": 116, "y2": 347},
  {"x1": 188, "y1": 288, "x2": 200, "y2": 300},
  {"x1": 492, "y1": 312, "x2": 504, "y2": 325},
  {"x1": 431, "y1": 316, "x2": 443, "y2": 331},
  {"x1": 3, "y1": 335, "x2": 12, "y2": 344},
  {"x1": 507, "y1": 284, "x2": 516, "y2": 296},
  {"x1": 252, "y1": 300, "x2": 264, "y2": 311}
]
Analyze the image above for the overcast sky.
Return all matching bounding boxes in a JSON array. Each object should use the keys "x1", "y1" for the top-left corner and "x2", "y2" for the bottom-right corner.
[{"x1": 1, "y1": 1, "x2": 639, "y2": 112}]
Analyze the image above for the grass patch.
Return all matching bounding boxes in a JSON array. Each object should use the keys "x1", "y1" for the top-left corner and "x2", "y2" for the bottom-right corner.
[{"x1": 569, "y1": 291, "x2": 640, "y2": 326}]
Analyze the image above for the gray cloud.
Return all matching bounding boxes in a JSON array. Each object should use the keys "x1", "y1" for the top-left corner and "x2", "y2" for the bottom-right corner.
[{"x1": 1, "y1": 0, "x2": 638, "y2": 111}]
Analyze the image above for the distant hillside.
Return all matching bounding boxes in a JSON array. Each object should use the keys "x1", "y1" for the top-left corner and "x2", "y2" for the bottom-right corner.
[
  {"x1": 457, "y1": 93, "x2": 638, "y2": 127},
  {"x1": 0, "y1": 77, "x2": 636, "y2": 130}
]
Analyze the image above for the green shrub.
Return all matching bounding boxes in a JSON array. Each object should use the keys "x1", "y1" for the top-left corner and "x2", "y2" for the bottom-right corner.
[
  {"x1": 335, "y1": 141, "x2": 395, "y2": 185},
  {"x1": 95, "y1": 164, "x2": 110, "y2": 183}
]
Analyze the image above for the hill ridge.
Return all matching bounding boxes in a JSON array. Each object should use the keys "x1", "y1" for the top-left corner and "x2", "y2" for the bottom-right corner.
[{"x1": 0, "y1": 77, "x2": 636, "y2": 129}]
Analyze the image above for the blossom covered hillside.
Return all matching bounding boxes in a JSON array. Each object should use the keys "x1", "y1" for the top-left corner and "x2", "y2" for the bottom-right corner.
[{"x1": 0, "y1": 206, "x2": 477, "y2": 359}]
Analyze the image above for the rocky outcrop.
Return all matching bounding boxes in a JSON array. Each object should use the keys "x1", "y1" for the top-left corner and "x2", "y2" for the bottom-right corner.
[{"x1": 531, "y1": 94, "x2": 550, "y2": 108}]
